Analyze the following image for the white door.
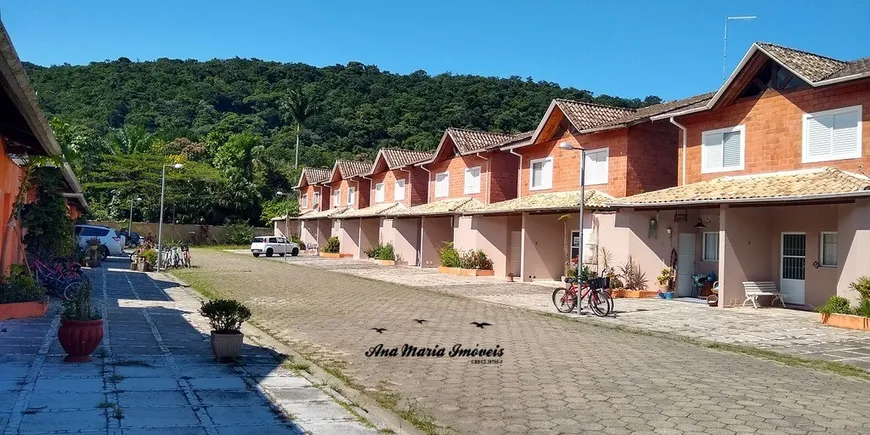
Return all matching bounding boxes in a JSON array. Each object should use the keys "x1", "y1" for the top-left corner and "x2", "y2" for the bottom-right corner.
[
  {"x1": 509, "y1": 231, "x2": 522, "y2": 277},
  {"x1": 677, "y1": 233, "x2": 696, "y2": 297},
  {"x1": 781, "y1": 233, "x2": 806, "y2": 305}
]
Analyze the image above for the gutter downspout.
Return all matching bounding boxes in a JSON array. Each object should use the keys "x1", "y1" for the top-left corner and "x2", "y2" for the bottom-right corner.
[
  {"x1": 419, "y1": 163, "x2": 432, "y2": 203},
  {"x1": 509, "y1": 149, "x2": 523, "y2": 199},
  {"x1": 474, "y1": 152, "x2": 490, "y2": 204},
  {"x1": 670, "y1": 117, "x2": 687, "y2": 186}
]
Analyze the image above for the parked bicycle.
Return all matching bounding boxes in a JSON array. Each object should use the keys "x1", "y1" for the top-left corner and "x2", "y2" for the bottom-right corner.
[
  {"x1": 29, "y1": 257, "x2": 89, "y2": 300},
  {"x1": 552, "y1": 276, "x2": 613, "y2": 317}
]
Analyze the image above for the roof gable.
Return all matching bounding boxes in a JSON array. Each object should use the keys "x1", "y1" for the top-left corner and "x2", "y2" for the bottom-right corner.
[
  {"x1": 295, "y1": 167, "x2": 330, "y2": 188},
  {"x1": 329, "y1": 160, "x2": 373, "y2": 182},
  {"x1": 371, "y1": 148, "x2": 434, "y2": 173}
]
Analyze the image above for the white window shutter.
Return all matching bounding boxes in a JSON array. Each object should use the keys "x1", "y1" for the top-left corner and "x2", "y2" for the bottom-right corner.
[
  {"x1": 832, "y1": 111, "x2": 860, "y2": 156},
  {"x1": 543, "y1": 160, "x2": 553, "y2": 188},
  {"x1": 704, "y1": 133, "x2": 724, "y2": 171},
  {"x1": 722, "y1": 131, "x2": 742, "y2": 168},
  {"x1": 394, "y1": 179, "x2": 405, "y2": 201},
  {"x1": 807, "y1": 114, "x2": 834, "y2": 158}
]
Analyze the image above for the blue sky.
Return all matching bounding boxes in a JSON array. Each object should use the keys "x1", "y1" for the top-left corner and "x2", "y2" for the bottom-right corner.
[{"x1": 3, "y1": 1, "x2": 869, "y2": 100}]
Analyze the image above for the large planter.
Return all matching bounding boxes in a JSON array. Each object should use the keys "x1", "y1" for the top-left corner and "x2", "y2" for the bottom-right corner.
[
  {"x1": 319, "y1": 252, "x2": 352, "y2": 259},
  {"x1": 438, "y1": 266, "x2": 495, "y2": 277},
  {"x1": 820, "y1": 313, "x2": 870, "y2": 331},
  {"x1": 57, "y1": 319, "x2": 104, "y2": 362},
  {"x1": 620, "y1": 290, "x2": 659, "y2": 299},
  {"x1": 210, "y1": 331, "x2": 244, "y2": 361},
  {"x1": 86, "y1": 258, "x2": 101, "y2": 268},
  {"x1": 370, "y1": 259, "x2": 396, "y2": 266},
  {"x1": 0, "y1": 300, "x2": 49, "y2": 320}
]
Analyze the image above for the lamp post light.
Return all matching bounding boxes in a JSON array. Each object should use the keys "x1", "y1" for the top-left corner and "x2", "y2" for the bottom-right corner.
[
  {"x1": 128, "y1": 197, "x2": 142, "y2": 236},
  {"x1": 559, "y1": 142, "x2": 586, "y2": 316},
  {"x1": 277, "y1": 190, "x2": 293, "y2": 262},
  {"x1": 723, "y1": 16, "x2": 757, "y2": 82},
  {"x1": 157, "y1": 163, "x2": 184, "y2": 270}
]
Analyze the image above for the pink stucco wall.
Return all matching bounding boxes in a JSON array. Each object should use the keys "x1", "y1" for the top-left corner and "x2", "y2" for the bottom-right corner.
[
  {"x1": 389, "y1": 217, "x2": 421, "y2": 266},
  {"x1": 358, "y1": 218, "x2": 380, "y2": 259},
  {"x1": 421, "y1": 217, "x2": 453, "y2": 267},
  {"x1": 274, "y1": 220, "x2": 300, "y2": 238},
  {"x1": 452, "y1": 215, "x2": 521, "y2": 277},
  {"x1": 338, "y1": 219, "x2": 360, "y2": 257},
  {"x1": 838, "y1": 198, "x2": 870, "y2": 302}
]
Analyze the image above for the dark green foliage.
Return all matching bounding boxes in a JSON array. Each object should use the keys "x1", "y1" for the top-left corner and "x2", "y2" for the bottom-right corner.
[
  {"x1": 288, "y1": 234, "x2": 305, "y2": 250},
  {"x1": 459, "y1": 250, "x2": 493, "y2": 270},
  {"x1": 261, "y1": 197, "x2": 299, "y2": 223},
  {"x1": 140, "y1": 249, "x2": 158, "y2": 265},
  {"x1": 618, "y1": 255, "x2": 647, "y2": 291},
  {"x1": 26, "y1": 58, "x2": 656, "y2": 226},
  {"x1": 438, "y1": 242, "x2": 460, "y2": 268},
  {"x1": 323, "y1": 236, "x2": 340, "y2": 253},
  {"x1": 849, "y1": 276, "x2": 870, "y2": 301},
  {"x1": 853, "y1": 299, "x2": 870, "y2": 318},
  {"x1": 61, "y1": 281, "x2": 101, "y2": 320},
  {"x1": 364, "y1": 243, "x2": 395, "y2": 261},
  {"x1": 223, "y1": 223, "x2": 254, "y2": 245},
  {"x1": 21, "y1": 169, "x2": 75, "y2": 259},
  {"x1": 0, "y1": 265, "x2": 45, "y2": 304},
  {"x1": 818, "y1": 296, "x2": 852, "y2": 315},
  {"x1": 199, "y1": 299, "x2": 251, "y2": 333}
]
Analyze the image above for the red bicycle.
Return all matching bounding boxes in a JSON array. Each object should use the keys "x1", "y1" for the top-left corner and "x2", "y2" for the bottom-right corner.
[{"x1": 552, "y1": 276, "x2": 613, "y2": 317}]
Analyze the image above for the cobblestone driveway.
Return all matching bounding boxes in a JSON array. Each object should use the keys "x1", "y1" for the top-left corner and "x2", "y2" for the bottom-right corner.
[{"x1": 177, "y1": 250, "x2": 870, "y2": 435}]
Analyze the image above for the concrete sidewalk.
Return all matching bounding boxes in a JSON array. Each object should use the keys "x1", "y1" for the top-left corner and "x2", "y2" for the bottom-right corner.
[{"x1": 0, "y1": 264, "x2": 380, "y2": 435}]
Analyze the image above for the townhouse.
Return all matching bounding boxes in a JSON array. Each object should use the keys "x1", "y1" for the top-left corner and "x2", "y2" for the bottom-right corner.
[
  {"x1": 615, "y1": 42, "x2": 870, "y2": 309},
  {"x1": 281, "y1": 167, "x2": 331, "y2": 247}
]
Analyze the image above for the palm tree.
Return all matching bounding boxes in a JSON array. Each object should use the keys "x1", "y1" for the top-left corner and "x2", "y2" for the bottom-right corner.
[
  {"x1": 281, "y1": 88, "x2": 321, "y2": 168},
  {"x1": 107, "y1": 124, "x2": 154, "y2": 155}
]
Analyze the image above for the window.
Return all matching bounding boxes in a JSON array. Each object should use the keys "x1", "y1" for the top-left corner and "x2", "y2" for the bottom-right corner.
[
  {"x1": 820, "y1": 232, "x2": 838, "y2": 267},
  {"x1": 803, "y1": 105, "x2": 862, "y2": 163},
  {"x1": 333, "y1": 190, "x2": 340, "y2": 208},
  {"x1": 301, "y1": 194, "x2": 308, "y2": 208},
  {"x1": 313, "y1": 192, "x2": 320, "y2": 208},
  {"x1": 347, "y1": 187, "x2": 356, "y2": 205},
  {"x1": 435, "y1": 172, "x2": 449, "y2": 197},
  {"x1": 570, "y1": 230, "x2": 593, "y2": 260},
  {"x1": 584, "y1": 148, "x2": 609, "y2": 185},
  {"x1": 702, "y1": 232, "x2": 719, "y2": 262},
  {"x1": 268, "y1": 237, "x2": 277, "y2": 243},
  {"x1": 530, "y1": 157, "x2": 553, "y2": 190},
  {"x1": 80, "y1": 227, "x2": 110, "y2": 237},
  {"x1": 375, "y1": 183, "x2": 385, "y2": 203},
  {"x1": 464, "y1": 166, "x2": 481, "y2": 194},
  {"x1": 276, "y1": 237, "x2": 286, "y2": 244},
  {"x1": 702, "y1": 125, "x2": 744, "y2": 173},
  {"x1": 394, "y1": 179, "x2": 406, "y2": 201}
]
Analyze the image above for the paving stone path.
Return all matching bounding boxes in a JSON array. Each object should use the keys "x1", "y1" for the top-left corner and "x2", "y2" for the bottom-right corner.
[
  {"x1": 176, "y1": 249, "x2": 870, "y2": 435},
  {"x1": 0, "y1": 261, "x2": 379, "y2": 435}
]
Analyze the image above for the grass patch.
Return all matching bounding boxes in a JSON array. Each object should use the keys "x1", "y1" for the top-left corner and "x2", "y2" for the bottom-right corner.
[
  {"x1": 108, "y1": 374, "x2": 125, "y2": 384},
  {"x1": 397, "y1": 400, "x2": 439, "y2": 435},
  {"x1": 96, "y1": 401, "x2": 115, "y2": 409},
  {"x1": 113, "y1": 405, "x2": 124, "y2": 420},
  {"x1": 283, "y1": 360, "x2": 311, "y2": 374},
  {"x1": 198, "y1": 245, "x2": 250, "y2": 251},
  {"x1": 111, "y1": 360, "x2": 152, "y2": 368},
  {"x1": 334, "y1": 399, "x2": 375, "y2": 429}
]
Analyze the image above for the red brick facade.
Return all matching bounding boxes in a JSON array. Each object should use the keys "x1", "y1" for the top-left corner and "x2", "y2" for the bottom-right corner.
[
  {"x1": 298, "y1": 184, "x2": 328, "y2": 211},
  {"x1": 368, "y1": 167, "x2": 429, "y2": 207},
  {"x1": 326, "y1": 179, "x2": 371, "y2": 209},
  {"x1": 677, "y1": 78, "x2": 870, "y2": 184},
  {"x1": 426, "y1": 150, "x2": 518, "y2": 204}
]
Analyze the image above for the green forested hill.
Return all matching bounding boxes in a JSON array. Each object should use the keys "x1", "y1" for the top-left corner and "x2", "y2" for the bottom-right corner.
[{"x1": 25, "y1": 58, "x2": 659, "y2": 225}]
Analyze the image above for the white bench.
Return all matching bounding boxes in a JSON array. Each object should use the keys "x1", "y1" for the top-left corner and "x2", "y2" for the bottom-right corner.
[{"x1": 742, "y1": 281, "x2": 786, "y2": 309}]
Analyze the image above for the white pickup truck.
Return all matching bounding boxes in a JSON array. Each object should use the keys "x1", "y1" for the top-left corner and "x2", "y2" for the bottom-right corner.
[{"x1": 250, "y1": 236, "x2": 300, "y2": 258}]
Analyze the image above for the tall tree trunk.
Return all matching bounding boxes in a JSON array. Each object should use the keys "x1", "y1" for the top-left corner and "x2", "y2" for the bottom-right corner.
[{"x1": 294, "y1": 123, "x2": 301, "y2": 168}]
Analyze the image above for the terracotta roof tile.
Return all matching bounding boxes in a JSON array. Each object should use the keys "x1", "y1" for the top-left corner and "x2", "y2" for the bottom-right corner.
[
  {"x1": 826, "y1": 56, "x2": 870, "y2": 80},
  {"x1": 595, "y1": 93, "x2": 715, "y2": 129},
  {"x1": 380, "y1": 149, "x2": 434, "y2": 169},
  {"x1": 555, "y1": 100, "x2": 635, "y2": 131},
  {"x1": 334, "y1": 202, "x2": 401, "y2": 218},
  {"x1": 497, "y1": 131, "x2": 535, "y2": 148},
  {"x1": 757, "y1": 42, "x2": 848, "y2": 82},
  {"x1": 447, "y1": 128, "x2": 515, "y2": 154},
  {"x1": 298, "y1": 206, "x2": 349, "y2": 220},
  {"x1": 303, "y1": 167, "x2": 331, "y2": 184},
  {"x1": 466, "y1": 190, "x2": 614, "y2": 215},
  {"x1": 615, "y1": 168, "x2": 870, "y2": 206},
  {"x1": 386, "y1": 197, "x2": 483, "y2": 217},
  {"x1": 336, "y1": 160, "x2": 373, "y2": 178}
]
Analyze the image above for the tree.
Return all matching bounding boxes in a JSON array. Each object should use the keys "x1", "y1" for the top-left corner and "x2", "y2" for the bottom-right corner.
[
  {"x1": 107, "y1": 124, "x2": 155, "y2": 154},
  {"x1": 280, "y1": 87, "x2": 321, "y2": 168}
]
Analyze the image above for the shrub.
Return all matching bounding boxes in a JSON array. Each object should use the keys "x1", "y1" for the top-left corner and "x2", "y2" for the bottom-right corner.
[
  {"x1": 0, "y1": 265, "x2": 46, "y2": 304},
  {"x1": 290, "y1": 234, "x2": 306, "y2": 250},
  {"x1": 140, "y1": 249, "x2": 158, "y2": 265},
  {"x1": 199, "y1": 299, "x2": 252, "y2": 333},
  {"x1": 853, "y1": 299, "x2": 870, "y2": 318},
  {"x1": 61, "y1": 281, "x2": 100, "y2": 320},
  {"x1": 438, "y1": 242, "x2": 460, "y2": 268},
  {"x1": 364, "y1": 243, "x2": 395, "y2": 261},
  {"x1": 323, "y1": 236, "x2": 340, "y2": 253},
  {"x1": 223, "y1": 223, "x2": 254, "y2": 245},
  {"x1": 656, "y1": 268, "x2": 674, "y2": 290},
  {"x1": 618, "y1": 256, "x2": 647, "y2": 291},
  {"x1": 818, "y1": 296, "x2": 852, "y2": 315},
  {"x1": 849, "y1": 276, "x2": 870, "y2": 301},
  {"x1": 459, "y1": 250, "x2": 493, "y2": 270}
]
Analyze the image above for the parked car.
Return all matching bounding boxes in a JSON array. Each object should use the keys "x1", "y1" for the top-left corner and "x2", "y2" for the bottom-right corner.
[
  {"x1": 117, "y1": 230, "x2": 141, "y2": 247},
  {"x1": 75, "y1": 225, "x2": 125, "y2": 259},
  {"x1": 250, "y1": 236, "x2": 300, "y2": 258}
]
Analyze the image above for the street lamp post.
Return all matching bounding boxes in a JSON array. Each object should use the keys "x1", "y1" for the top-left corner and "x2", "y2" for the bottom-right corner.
[
  {"x1": 277, "y1": 191, "x2": 293, "y2": 262},
  {"x1": 128, "y1": 197, "x2": 142, "y2": 236},
  {"x1": 157, "y1": 163, "x2": 184, "y2": 270},
  {"x1": 559, "y1": 142, "x2": 585, "y2": 316}
]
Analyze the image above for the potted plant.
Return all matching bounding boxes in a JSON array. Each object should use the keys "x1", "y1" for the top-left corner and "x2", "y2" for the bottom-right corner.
[
  {"x1": 57, "y1": 282, "x2": 103, "y2": 362},
  {"x1": 199, "y1": 299, "x2": 252, "y2": 361},
  {"x1": 139, "y1": 249, "x2": 158, "y2": 272},
  {"x1": 657, "y1": 268, "x2": 674, "y2": 299},
  {"x1": 86, "y1": 237, "x2": 101, "y2": 267}
]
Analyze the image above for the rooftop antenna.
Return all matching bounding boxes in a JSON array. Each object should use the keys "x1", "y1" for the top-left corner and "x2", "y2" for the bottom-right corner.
[{"x1": 723, "y1": 16, "x2": 757, "y2": 82}]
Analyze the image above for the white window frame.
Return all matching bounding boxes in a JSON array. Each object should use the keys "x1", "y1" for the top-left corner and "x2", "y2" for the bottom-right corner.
[
  {"x1": 313, "y1": 192, "x2": 320, "y2": 209},
  {"x1": 529, "y1": 157, "x2": 553, "y2": 191},
  {"x1": 301, "y1": 193, "x2": 308, "y2": 209},
  {"x1": 435, "y1": 172, "x2": 449, "y2": 198},
  {"x1": 802, "y1": 105, "x2": 863, "y2": 163},
  {"x1": 464, "y1": 166, "x2": 481, "y2": 194},
  {"x1": 394, "y1": 179, "x2": 406, "y2": 201},
  {"x1": 333, "y1": 190, "x2": 340, "y2": 208},
  {"x1": 701, "y1": 125, "x2": 745, "y2": 174},
  {"x1": 347, "y1": 186, "x2": 356, "y2": 205},
  {"x1": 819, "y1": 231, "x2": 838, "y2": 267},
  {"x1": 583, "y1": 147, "x2": 609, "y2": 186},
  {"x1": 702, "y1": 232, "x2": 720, "y2": 262},
  {"x1": 374, "y1": 182, "x2": 385, "y2": 203}
]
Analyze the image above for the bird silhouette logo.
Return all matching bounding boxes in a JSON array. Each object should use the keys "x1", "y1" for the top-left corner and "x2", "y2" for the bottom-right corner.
[
  {"x1": 413, "y1": 319, "x2": 427, "y2": 324},
  {"x1": 471, "y1": 322, "x2": 492, "y2": 329},
  {"x1": 371, "y1": 328, "x2": 387, "y2": 334}
]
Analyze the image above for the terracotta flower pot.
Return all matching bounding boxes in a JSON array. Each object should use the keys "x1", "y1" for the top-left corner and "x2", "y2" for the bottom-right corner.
[
  {"x1": 58, "y1": 319, "x2": 104, "y2": 362},
  {"x1": 210, "y1": 331, "x2": 244, "y2": 361}
]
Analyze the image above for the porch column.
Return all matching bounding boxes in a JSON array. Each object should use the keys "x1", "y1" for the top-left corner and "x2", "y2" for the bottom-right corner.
[
  {"x1": 837, "y1": 199, "x2": 870, "y2": 301},
  {"x1": 718, "y1": 205, "x2": 772, "y2": 307}
]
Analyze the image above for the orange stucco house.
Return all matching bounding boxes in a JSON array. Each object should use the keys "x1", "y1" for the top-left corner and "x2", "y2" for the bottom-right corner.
[{"x1": 615, "y1": 42, "x2": 870, "y2": 309}]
